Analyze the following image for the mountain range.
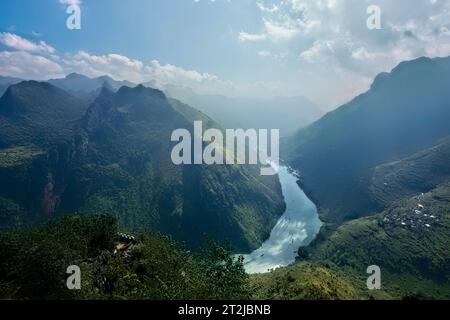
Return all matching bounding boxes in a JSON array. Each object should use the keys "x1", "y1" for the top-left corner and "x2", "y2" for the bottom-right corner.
[
  {"x1": 270, "y1": 56, "x2": 450, "y2": 299},
  {"x1": 1, "y1": 55, "x2": 449, "y2": 299},
  {"x1": 0, "y1": 81, "x2": 284, "y2": 252},
  {"x1": 48, "y1": 73, "x2": 137, "y2": 100},
  {"x1": 287, "y1": 56, "x2": 450, "y2": 223},
  {"x1": 160, "y1": 84, "x2": 323, "y2": 137}
]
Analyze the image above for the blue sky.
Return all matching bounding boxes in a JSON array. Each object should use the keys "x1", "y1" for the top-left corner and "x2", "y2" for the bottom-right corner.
[{"x1": 1, "y1": 0, "x2": 450, "y2": 108}]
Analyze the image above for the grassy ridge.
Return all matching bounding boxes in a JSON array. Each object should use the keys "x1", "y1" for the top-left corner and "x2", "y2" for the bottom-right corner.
[{"x1": 250, "y1": 263, "x2": 361, "y2": 300}]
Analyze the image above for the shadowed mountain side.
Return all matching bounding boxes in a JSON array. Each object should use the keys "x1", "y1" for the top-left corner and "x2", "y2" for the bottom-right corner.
[
  {"x1": 0, "y1": 81, "x2": 88, "y2": 148},
  {"x1": 287, "y1": 56, "x2": 450, "y2": 222}
]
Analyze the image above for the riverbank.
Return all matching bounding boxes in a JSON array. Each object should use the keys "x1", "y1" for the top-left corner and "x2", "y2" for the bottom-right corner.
[{"x1": 241, "y1": 165, "x2": 323, "y2": 274}]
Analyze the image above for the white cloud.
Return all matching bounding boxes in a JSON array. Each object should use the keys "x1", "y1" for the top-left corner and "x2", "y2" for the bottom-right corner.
[
  {"x1": 60, "y1": 51, "x2": 219, "y2": 88},
  {"x1": 238, "y1": 32, "x2": 267, "y2": 42},
  {"x1": 238, "y1": 18, "x2": 303, "y2": 42},
  {"x1": 244, "y1": 0, "x2": 450, "y2": 106},
  {"x1": 258, "y1": 49, "x2": 288, "y2": 60},
  {"x1": 256, "y1": 1, "x2": 279, "y2": 13},
  {"x1": 3, "y1": 0, "x2": 450, "y2": 109},
  {"x1": 239, "y1": 0, "x2": 322, "y2": 43},
  {"x1": 258, "y1": 50, "x2": 271, "y2": 57},
  {"x1": 62, "y1": 51, "x2": 144, "y2": 81},
  {"x1": 145, "y1": 60, "x2": 218, "y2": 84},
  {"x1": 0, "y1": 32, "x2": 225, "y2": 93},
  {"x1": 0, "y1": 32, "x2": 56, "y2": 54},
  {"x1": 263, "y1": 19, "x2": 300, "y2": 41},
  {"x1": 0, "y1": 31, "x2": 374, "y2": 107},
  {"x1": 300, "y1": 40, "x2": 335, "y2": 62},
  {"x1": 297, "y1": 0, "x2": 450, "y2": 76},
  {"x1": 0, "y1": 51, "x2": 63, "y2": 79},
  {"x1": 58, "y1": 50, "x2": 295, "y2": 98},
  {"x1": 252, "y1": 0, "x2": 450, "y2": 67}
]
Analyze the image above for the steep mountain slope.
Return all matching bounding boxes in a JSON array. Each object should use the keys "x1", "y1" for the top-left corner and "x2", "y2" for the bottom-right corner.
[
  {"x1": 0, "y1": 81, "x2": 88, "y2": 148},
  {"x1": 287, "y1": 56, "x2": 450, "y2": 222},
  {"x1": 0, "y1": 83, "x2": 284, "y2": 252},
  {"x1": 162, "y1": 85, "x2": 323, "y2": 137},
  {"x1": 71, "y1": 85, "x2": 285, "y2": 251},
  {"x1": 0, "y1": 81, "x2": 90, "y2": 224},
  {"x1": 370, "y1": 137, "x2": 450, "y2": 206}
]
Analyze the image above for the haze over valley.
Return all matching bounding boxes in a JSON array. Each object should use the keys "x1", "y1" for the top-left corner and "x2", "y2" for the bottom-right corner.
[{"x1": 0, "y1": 0, "x2": 449, "y2": 301}]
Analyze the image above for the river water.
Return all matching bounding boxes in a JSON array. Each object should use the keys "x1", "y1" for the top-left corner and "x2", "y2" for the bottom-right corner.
[{"x1": 241, "y1": 165, "x2": 322, "y2": 274}]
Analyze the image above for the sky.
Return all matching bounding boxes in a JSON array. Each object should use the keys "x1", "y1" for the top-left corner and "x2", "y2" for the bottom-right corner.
[{"x1": 0, "y1": 0, "x2": 450, "y2": 108}]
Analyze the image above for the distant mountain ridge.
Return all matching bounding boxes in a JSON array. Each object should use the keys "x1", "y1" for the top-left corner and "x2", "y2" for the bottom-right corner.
[
  {"x1": 160, "y1": 84, "x2": 323, "y2": 137},
  {"x1": 48, "y1": 73, "x2": 137, "y2": 100},
  {"x1": 2, "y1": 73, "x2": 322, "y2": 137}
]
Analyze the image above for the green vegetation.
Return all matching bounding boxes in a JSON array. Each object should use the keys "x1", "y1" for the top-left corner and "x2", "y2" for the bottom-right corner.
[
  {"x1": 250, "y1": 134, "x2": 450, "y2": 300},
  {"x1": 168, "y1": 97, "x2": 217, "y2": 130},
  {"x1": 0, "y1": 81, "x2": 88, "y2": 148},
  {"x1": 0, "y1": 196, "x2": 26, "y2": 228},
  {"x1": 252, "y1": 181, "x2": 450, "y2": 300},
  {"x1": 370, "y1": 137, "x2": 450, "y2": 206},
  {"x1": 250, "y1": 263, "x2": 361, "y2": 300},
  {"x1": 0, "y1": 82, "x2": 285, "y2": 252},
  {"x1": 0, "y1": 214, "x2": 250, "y2": 300},
  {"x1": 0, "y1": 146, "x2": 44, "y2": 168},
  {"x1": 2, "y1": 57, "x2": 450, "y2": 300},
  {"x1": 3, "y1": 204, "x2": 447, "y2": 300}
]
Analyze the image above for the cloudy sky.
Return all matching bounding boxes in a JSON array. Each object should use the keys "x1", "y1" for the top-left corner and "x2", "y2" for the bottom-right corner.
[{"x1": 1, "y1": 0, "x2": 450, "y2": 108}]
